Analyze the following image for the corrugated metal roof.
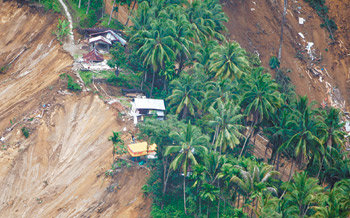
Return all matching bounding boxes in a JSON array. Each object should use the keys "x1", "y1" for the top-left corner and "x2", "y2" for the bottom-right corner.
[
  {"x1": 134, "y1": 98, "x2": 165, "y2": 110},
  {"x1": 89, "y1": 36, "x2": 112, "y2": 45}
]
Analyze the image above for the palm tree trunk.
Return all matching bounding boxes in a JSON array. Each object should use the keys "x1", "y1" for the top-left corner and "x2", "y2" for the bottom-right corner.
[
  {"x1": 276, "y1": 152, "x2": 281, "y2": 171},
  {"x1": 108, "y1": 0, "x2": 116, "y2": 26},
  {"x1": 183, "y1": 176, "x2": 187, "y2": 215},
  {"x1": 150, "y1": 70, "x2": 156, "y2": 97},
  {"x1": 86, "y1": 0, "x2": 91, "y2": 15},
  {"x1": 78, "y1": 0, "x2": 81, "y2": 8},
  {"x1": 240, "y1": 121, "x2": 255, "y2": 157},
  {"x1": 316, "y1": 156, "x2": 324, "y2": 179},
  {"x1": 278, "y1": 0, "x2": 288, "y2": 61},
  {"x1": 288, "y1": 158, "x2": 295, "y2": 181},
  {"x1": 207, "y1": 204, "x2": 209, "y2": 218},
  {"x1": 125, "y1": 0, "x2": 137, "y2": 26}
]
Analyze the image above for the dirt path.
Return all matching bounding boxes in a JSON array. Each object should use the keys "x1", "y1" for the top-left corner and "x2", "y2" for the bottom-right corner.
[{"x1": 58, "y1": 0, "x2": 74, "y2": 43}]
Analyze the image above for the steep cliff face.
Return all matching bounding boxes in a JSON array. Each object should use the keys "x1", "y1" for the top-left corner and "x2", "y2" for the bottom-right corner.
[{"x1": 0, "y1": 2, "x2": 151, "y2": 217}]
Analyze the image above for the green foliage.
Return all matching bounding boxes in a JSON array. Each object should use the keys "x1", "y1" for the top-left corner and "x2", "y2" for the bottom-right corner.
[
  {"x1": 21, "y1": 127, "x2": 30, "y2": 138},
  {"x1": 106, "y1": 72, "x2": 141, "y2": 89},
  {"x1": 66, "y1": 74, "x2": 81, "y2": 91},
  {"x1": 109, "y1": 131, "x2": 126, "y2": 155},
  {"x1": 33, "y1": 0, "x2": 61, "y2": 13},
  {"x1": 79, "y1": 71, "x2": 93, "y2": 85},
  {"x1": 275, "y1": 68, "x2": 295, "y2": 102},
  {"x1": 304, "y1": 0, "x2": 337, "y2": 39},
  {"x1": 99, "y1": 15, "x2": 125, "y2": 30},
  {"x1": 68, "y1": 0, "x2": 104, "y2": 28},
  {"x1": 107, "y1": 43, "x2": 127, "y2": 69},
  {"x1": 120, "y1": 0, "x2": 349, "y2": 217},
  {"x1": 54, "y1": 19, "x2": 71, "y2": 44},
  {"x1": 269, "y1": 56, "x2": 280, "y2": 69},
  {"x1": 0, "y1": 64, "x2": 10, "y2": 74}
]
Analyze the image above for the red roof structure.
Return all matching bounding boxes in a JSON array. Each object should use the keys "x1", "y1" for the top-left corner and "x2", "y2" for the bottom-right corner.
[{"x1": 83, "y1": 49, "x2": 104, "y2": 63}]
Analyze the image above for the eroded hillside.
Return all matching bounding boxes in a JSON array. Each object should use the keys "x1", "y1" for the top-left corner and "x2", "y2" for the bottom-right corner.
[
  {"x1": 223, "y1": 0, "x2": 350, "y2": 111},
  {"x1": 0, "y1": 1, "x2": 150, "y2": 217}
]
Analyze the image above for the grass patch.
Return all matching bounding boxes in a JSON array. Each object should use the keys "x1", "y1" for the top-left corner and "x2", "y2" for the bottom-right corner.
[
  {"x1": 79, "y1": 70, "x2": 93, "y2": 85},
  {"x1": 106, "y1": 72, "x2": 141, "y2": 89}
]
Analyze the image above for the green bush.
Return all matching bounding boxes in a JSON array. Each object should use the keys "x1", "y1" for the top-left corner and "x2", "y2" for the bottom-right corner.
[
  {"x1": 304, "y1": 0, "x2": 337, "y2": 38},
  {"x1": 21, "y1": 127, "x2": 30, "y2": 138},
  {"x1": 54, "y1": 19, "x2": 71, "y2": 44},
  {"x1": 269, "y1": 56, "x2": 280, "y2": 69},
  {"x1": 0, "y1": 65, "x2": 10, "y2": 74},
  {"x1": 79, "y1": 71, "x2": 93, "y2": 85},
  {"x1": 66, "y1": 74, "x2": 82, "y2": 91}
]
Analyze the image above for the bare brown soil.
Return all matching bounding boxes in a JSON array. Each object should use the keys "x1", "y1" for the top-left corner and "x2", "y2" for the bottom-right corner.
[
  {"x1": 222, "y1": 0, "x2": 350, "y2": 111},
  {"x1": 0, "y1": 2, "x2": 151, "y2": 217},
  {"x1": 104, "y1": 0, "x2": 136, "y2": 26}
]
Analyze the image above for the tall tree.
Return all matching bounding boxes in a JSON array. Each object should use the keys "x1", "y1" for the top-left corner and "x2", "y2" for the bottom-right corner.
[
  {"x1": 167, "y1": 74, "x2": 204, "y2": 118},
  {"x1": 131, "y1": 19, "x2": 176, "y2": 96},
  {"x1": 240, "y1": 68, "x2": 282, "y2": 157},
  {"x1": 208, "y1": 99, "x2": 244, "y2": 153},
  {"x1": 165, "y1": 122, "x2": 208, "y2": 214},
  {"x1": 281, "y1": 172, "x2": 323, "y2": 217},
  {"x1": 210, "y1": 41, "x2": 249, "y2": 81}
]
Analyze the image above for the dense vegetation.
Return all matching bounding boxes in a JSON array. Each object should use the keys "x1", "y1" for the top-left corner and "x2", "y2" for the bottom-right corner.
[
  {"x1": 104, "y1": 0, "x2": 350, "y2": 217},
  {"x1": 32, "y1": 0, "x2": 348, "y2": 216}
]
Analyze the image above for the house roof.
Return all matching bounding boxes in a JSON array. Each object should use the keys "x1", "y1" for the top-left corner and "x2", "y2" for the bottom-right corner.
[
  {"x1": 127, "y1": 142, "x2": 157, "y2": 157},
  {"x1": 134, "y1": 98, "x2": 165, "y2": 111},
  {"x1": 90, "y1": 30, "x2": 127, "y2": 46},
  {"x1": 83, "y1": 49, "x2": 104, "y2": 62},
  {"x1": 89, "y1": 36, "x2": 112, "y2": 45}
]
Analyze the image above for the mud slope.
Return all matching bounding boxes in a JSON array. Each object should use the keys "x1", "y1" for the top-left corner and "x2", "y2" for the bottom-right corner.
[
  {"x1": 0, "y1": 2, "x2": 151, "y2": 217},
  {"x1": 0, "y1": 95, "x2": 150, "y2": 217},
  {"x1": 223, "y1": 0, "x2": 350, "y2": 110},
  {"x1": 0, "y1": 1, "x2": 73, "y2": 132}
]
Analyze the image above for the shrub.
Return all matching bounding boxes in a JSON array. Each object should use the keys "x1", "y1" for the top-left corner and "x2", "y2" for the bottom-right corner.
[
  {"x1": 54, "y1": 19, "x2": 71, "y2": 44},
  {"x1": 269, "y1": 56, "x2": 280, "y2": 69},
  {"x1": 0, "y1": 65, "x2": 10, "y2": 74},
  {"x1": 66, "y1": 74, "x2": 81, "y2": 91},
  {"x1": 79, "y1": 71, "x2": 93, "y2": 85},
  {"x1": 21, "y1": 127, "x2": 30, "y2": 138}
]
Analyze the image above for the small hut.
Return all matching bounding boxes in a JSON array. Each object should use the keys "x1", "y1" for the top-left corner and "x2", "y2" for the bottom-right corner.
[{"x1": 83, "y1": 49, "x2": 104, "y2": 63}]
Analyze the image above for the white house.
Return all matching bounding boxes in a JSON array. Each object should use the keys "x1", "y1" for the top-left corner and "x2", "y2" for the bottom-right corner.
[
  {"x1": 131, "y1": 98, "x2": 165, "y2": 125},
  {"x1": 90, "y1": 30, "x2": 127, "y2": 46}
]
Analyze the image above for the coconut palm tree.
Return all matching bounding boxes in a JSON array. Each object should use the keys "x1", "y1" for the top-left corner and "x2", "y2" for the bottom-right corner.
[
  {"x1": 194, "y1": 40, "x2": 218, "y2": 74},
  {"x1": 333, "y1": 179, "x2": 350, "y2": 216},
  {"x1": 240, "y1": 68, "x2": 283, "y2": 156},
  {"x1": 313, "y1": 188, "x2": 345, "y2": 218},
  {"x1": 167, "y1": 74, "x2": 204, "y2": 118},
  {"x1": 279, "y1": 103, "x2": 325, "y2": 180},
  {"x1": 208, "y1": 99, "x2": 244, "y2": 153},
  {"x1": 203, "y1": 79, "x2": 240, "y2": 111},
  {"x1": 209, "y1": 41, "x2": 249, "y2": 81},
  {"x1": 165, "y1": 122, "x2": 209, "y2": 214},
  {"x1": 200, "y1": 183, "x2": 219, "y2": 217},
  {"x1": 131, "y1": 19, "x2": 176, "y2": 96},
  {"x1": 281, "y1": 172, "x2": 323, "y2": 217},
  {"x1": 264, "y1": 108, "x2": 293, "y2": 169},
  {"x1": 322, "y1": 107, "x2": 346, "y2": 149},
  {"x1": 173, "y1": 14, "x2": 194, "y2": 73},
  {"x1": 230, "y1": 160, "x2": 279, "y2": 216}
]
